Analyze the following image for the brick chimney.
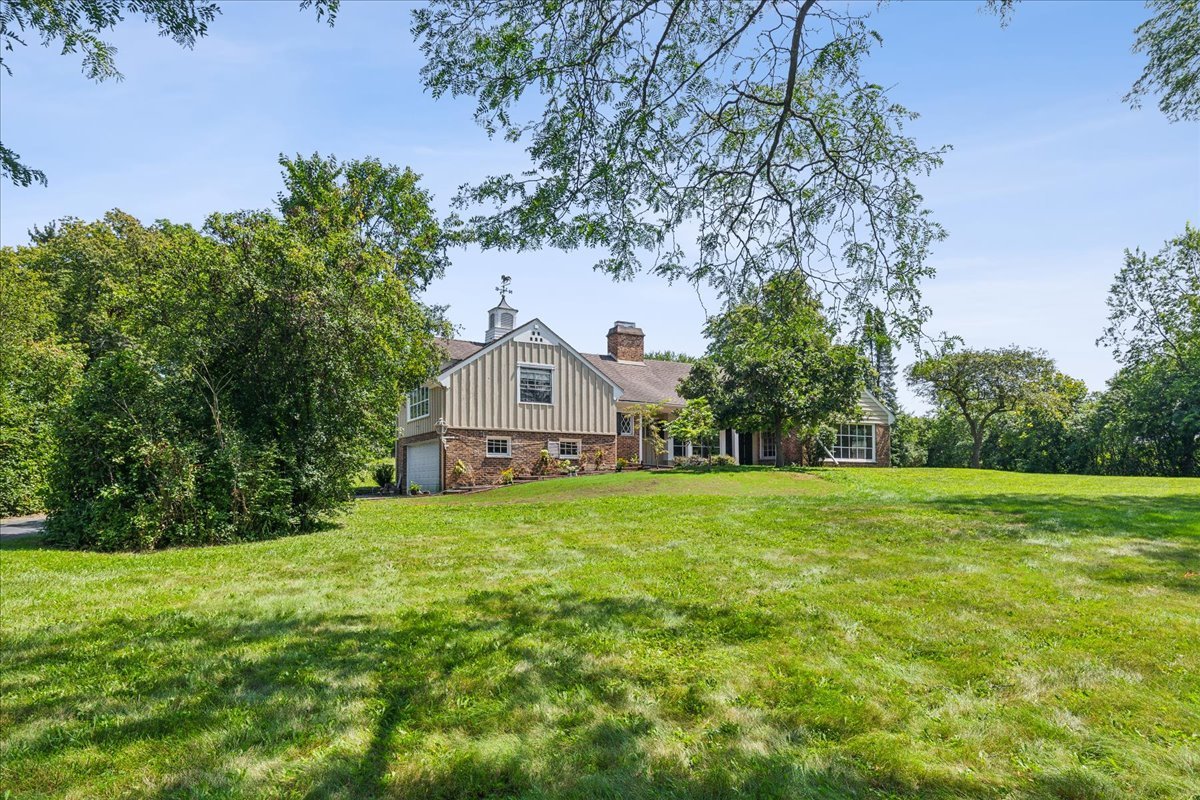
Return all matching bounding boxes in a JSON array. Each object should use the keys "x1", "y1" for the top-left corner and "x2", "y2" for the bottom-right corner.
[{"x1": 606, "y1": 321, "x2": 644, "y2": 363}]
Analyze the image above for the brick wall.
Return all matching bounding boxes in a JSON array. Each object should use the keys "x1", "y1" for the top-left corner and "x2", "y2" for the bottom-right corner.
[
  {"x1": 443, "y1": 429, "x2": 618, "y2": 487},
  {"x1": 874, "y1": 423, "x2": 891, "y2": 467},
  {"x1": 615, "y1": 434, "x2": 640, "y2": 463}
]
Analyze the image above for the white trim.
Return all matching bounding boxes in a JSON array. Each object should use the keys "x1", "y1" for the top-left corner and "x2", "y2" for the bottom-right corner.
[
  {"x1": 760, "y1": 431, "x2": 777, "y2": 461},
  {"x1": 437, "y1": 318, "x2": 624, "y2": 400},
  {"x1": 407, "y1": 386, "x2": 430, "y2": 422},
  {"x1": 617, "y1": 412, "x2": 635, "y2": 436},
  {"x1": 832, "y1": 423, "x2": 876, "y2": 462},
  {"x1": 517, "y1": 363, "x2": 555, "y2": 405},
  {"x1": 485, "y1": 436, "x2": 512, "y2": 458}
]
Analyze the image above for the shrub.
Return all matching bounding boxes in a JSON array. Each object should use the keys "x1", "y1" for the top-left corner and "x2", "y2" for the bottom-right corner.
[
  {"x1": 498, "y1": 468, "x2": 515, "y2": 485},
  {"x1": 615, "y1": 457, "x2": 628, "y2": 472},
  {"x1": 451, "y1": 459, "x2": 473, "y2": 487},
  {"x1": 711, "y1": 454, "x2": 736, "y2": 466},
  {"x1": 373, "y1": 462, "x2": 395, "y2": 488},
  {"x1": 590, "y1": 447, "x2": 606, "y2": 470},
  {"x1": 534, "y1": 449, "x2": 556, "y2": 475}
]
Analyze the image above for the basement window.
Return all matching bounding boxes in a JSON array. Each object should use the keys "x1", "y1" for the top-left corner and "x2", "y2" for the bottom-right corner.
[
  {"x1": 485, "y1": 437, "x2": 511, "y2": 457},
  {"x1": 558, "y1": 440, "x2": 581, "y2": 459}
]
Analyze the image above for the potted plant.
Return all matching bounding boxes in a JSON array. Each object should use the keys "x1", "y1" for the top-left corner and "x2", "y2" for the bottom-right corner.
[{"x1": 409, "y1": 481, "x2": 423, "y2": 496}]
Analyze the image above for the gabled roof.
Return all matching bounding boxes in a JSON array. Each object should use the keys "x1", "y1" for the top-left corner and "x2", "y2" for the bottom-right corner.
[{"x1": 435, "y1": 319, "x2": 624, "y2": 399}]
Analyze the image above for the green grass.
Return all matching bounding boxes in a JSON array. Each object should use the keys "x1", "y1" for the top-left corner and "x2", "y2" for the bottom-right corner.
[{"x1": 2, "y1": 468, "x2": 1198, "y2": 799}]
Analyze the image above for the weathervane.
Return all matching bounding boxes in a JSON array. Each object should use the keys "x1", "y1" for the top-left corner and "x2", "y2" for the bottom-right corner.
[{"x1": 496, "y1": 274, "x2": 512, "y2": 301}]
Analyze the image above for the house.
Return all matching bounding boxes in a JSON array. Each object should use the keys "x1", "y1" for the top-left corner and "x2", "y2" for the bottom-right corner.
[{"x1": 396, "y1": 294, "x2": 893, "y2": 492}]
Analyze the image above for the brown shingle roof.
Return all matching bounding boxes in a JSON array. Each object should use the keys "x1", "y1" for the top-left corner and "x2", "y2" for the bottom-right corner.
[
  {"x1": 436, "y1": 337, "x2": 483, "y2": 368},
  {"x1": 583, "y1": 354, "x2": 692, "y2": 406}
]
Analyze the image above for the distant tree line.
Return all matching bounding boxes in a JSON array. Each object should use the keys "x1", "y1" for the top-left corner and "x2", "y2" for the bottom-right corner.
[
  {"x1": 890, "y1": 226, "x2": 1198, "y2": 478},
  {"x1": 0, "y1": 154, "x2": 450, "y2": 547}
]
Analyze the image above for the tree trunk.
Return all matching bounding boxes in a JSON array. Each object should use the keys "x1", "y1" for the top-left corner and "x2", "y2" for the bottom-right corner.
[{"x1": 969, "y1": 427, "x2": 984, "y2": 469}]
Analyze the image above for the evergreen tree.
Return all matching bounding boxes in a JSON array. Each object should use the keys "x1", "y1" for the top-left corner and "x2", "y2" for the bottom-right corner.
[{"x1": 858, "y1": 308, "x2": 898, "y2": 408}]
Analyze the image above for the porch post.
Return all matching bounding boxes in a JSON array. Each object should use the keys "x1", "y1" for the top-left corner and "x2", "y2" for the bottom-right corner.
[
  {"x1": 731, "y1": 430, "x2": 740, "y2": 465},
  {"x1": 638, "y1": 413, "x2": 644, "y2": 464},
  {"x1": 719, "y1": 429, "x2": 727, "y2": 457}
]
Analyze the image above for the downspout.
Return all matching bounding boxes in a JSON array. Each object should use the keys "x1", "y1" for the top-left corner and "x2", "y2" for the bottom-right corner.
[{"x1": 818, "y1": 436, "x2": 840, "y2": 466}]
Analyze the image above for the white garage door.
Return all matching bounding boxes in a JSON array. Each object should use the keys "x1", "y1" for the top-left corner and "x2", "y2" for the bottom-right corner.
[{"x1": 405, "y1": 441, "x2": 441, "y2": 493}]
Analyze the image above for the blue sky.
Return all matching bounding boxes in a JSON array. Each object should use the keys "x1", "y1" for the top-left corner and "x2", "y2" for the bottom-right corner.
[{"x1": 1, "y1": 1, "x2": 1196, "y2": 410}]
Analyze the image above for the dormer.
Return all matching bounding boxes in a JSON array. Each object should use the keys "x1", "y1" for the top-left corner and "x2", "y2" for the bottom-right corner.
[{"x1": 485, "y1": 295, "x2": 518, "y2": 342}]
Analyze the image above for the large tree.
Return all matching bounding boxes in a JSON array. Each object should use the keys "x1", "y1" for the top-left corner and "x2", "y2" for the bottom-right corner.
[
  {"x1": 0, "y1": 253, "x2": 83, "y2": 514},
  {"x1": 1125, "y1": 0, "x2": 1200, "y2": 122},
  {"x1": 1099, "y1": 224, "x2": 1199, "y2": 371},
  {"x1": 679, "y1": 274, "x2": 865, "y2": 467},
  {"x1": 0, "y1": 0, "x2": 338, "y2": 186},
  {"x1": 17, "y1": 154, "x2": 449, "y2": 549},
  {"x1": 1093, "y1": 225, "x2": 1200, "y2": 476},
  {"x1": 414, "y1": 0, "x2": 948, "y2": 337},
  {"x1": 906, "y1": 346, "x2": 1065, "y2": 469},
  {"x1": 856, "y1": 306, "x2": 897, "y2": 408}
]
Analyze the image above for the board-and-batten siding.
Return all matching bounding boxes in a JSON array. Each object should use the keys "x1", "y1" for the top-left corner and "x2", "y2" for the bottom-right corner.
[
  {"x1": 402, "y1": 386, "x2": 445, "y2": 438},
  {"x1": 444, "y1": 340, "x2": 616, "y2": 434}
]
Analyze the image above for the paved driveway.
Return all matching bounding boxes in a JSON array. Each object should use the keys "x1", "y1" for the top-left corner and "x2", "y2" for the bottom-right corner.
[{"x1": 1, "y1": 514, "x2": 46, "y2": 538}]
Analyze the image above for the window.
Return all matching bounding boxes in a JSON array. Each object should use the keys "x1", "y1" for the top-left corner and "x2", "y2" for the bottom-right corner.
[
  {"x1": 407, "y1": 386, "x2": 430, "y2": 421},
  {"x1": 833, "y1": 424, "x2": 875, "y2": 461},
  {"x1": 518, "y1": 365, "x2": 553, "y2": 404},
  {"x1": 672, "y1": 438, "x2": 687, "y2": 458},
  {"x1": 760, "y1": 431, "x2": 777, "y2": 460},
  {"x1": 486, "y1": 437, "x2": 511, "y2": 457},
  {"x1": 693, "y1": 435, "x2": 718, "y2": 459},
  {"x1": 558, "y1": 440, "x2": 581, "y2": 459},
  {"x1": 617, "y1": 413, "x2": 634, "y2": 436}
]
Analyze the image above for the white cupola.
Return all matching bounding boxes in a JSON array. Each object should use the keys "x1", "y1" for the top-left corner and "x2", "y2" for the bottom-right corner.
[{"x1": 485, "y1": 293, "x2": 518, "y2": 342}]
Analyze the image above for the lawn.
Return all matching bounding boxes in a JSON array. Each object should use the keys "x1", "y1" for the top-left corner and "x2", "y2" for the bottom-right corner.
[{"x1": 2, "y1": 468, "x2": 1198, "y2": 799}]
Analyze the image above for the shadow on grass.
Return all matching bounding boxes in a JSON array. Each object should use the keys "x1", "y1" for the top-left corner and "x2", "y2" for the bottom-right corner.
[
  {"x1": 924, "y1": 492, "x2": 1200, "y2": 541},
  {"x1": 924, "y1": 492, "x2": 1200, "y2": 594},
  {"x1": 0, "y1": 586, "x2": 1073, "y2": 800}
]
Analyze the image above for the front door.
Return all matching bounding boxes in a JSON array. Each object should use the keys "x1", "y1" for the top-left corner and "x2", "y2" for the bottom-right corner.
[{"x1": 738, "y1": 431, "x2": 754, "y2": 465}]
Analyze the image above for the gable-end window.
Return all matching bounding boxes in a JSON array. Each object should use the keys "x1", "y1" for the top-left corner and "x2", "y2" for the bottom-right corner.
[
  {"x1": 760, "y1": 431, "x2": 777, "y2": 460},
  {"x1": 486, "y1": 436, "x2": 511, "y2": 457},
  {"x1": 833, "y1": 424, "x2": 875, "y2": 461},
  {"x1": 618, "y1": 413, "x2": 634, "y2": 436},
  {"x1": 407, "y1": 386, "x2": 430, "y2": 421},
  {"x1": 558, "y1": 440, "x2": 581, "y2": 459},
  {"x1": 518, "y1": 365, "x2": 554, "y2": 404}
]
